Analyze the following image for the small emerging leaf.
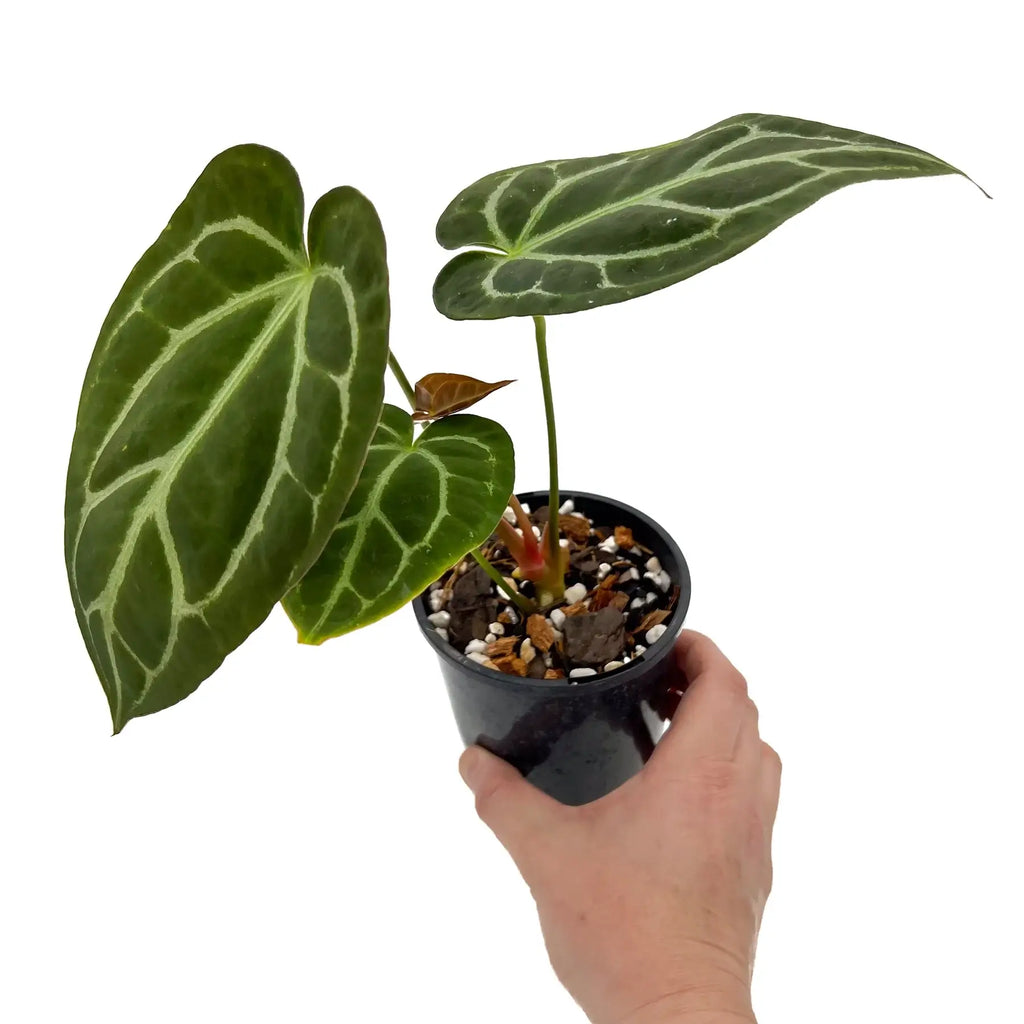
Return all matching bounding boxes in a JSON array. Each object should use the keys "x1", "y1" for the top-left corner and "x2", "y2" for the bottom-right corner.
[
  {"x1": 283, "y1": 405, "x2": 515, "y2": 643},
  {"x1": 412, "y1": 372, "x2": 514, "y2": 421},
  {"x1": 434, "y1": 113, "x2": 982, "y2": 320}
]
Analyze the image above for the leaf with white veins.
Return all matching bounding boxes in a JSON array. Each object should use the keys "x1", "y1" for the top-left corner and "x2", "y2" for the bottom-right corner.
[
  {"x1": 283, "y1": 405, "x2": 514, "y2": 644},
  {"x1": 434, "y1": 113, "x2": 983, "y2": 319},
  {"x1": 65, "y1": 145, "x2": 390, "y2": 731}
]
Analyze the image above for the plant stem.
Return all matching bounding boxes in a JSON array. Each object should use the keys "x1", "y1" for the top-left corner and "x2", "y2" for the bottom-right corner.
[
  {"x1": 387, "y1": 350, "x2": 416, "y2": 409},
  {"x1": 470, "y1": 548, "x2": 535, "y2": 615},
  {"x1": 533, "y1": 315, "x2": 560, "y2": 566}
]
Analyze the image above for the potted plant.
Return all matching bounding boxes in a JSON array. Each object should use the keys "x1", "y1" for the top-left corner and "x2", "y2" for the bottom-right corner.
[{"x1": 64, "y1": 113, "x2": 982, "y2": 803}]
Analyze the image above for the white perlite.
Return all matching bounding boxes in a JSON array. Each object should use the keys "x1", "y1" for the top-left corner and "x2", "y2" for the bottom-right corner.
[
  {"x1": 558, "y1": 499, "x2": 574, "y2": 514},
  {"x1": 521, "y1": 638, "x2": 536, "y2": 664},
  {"x1": 646, "y1": 624, "x2": 668, "y2": 644},
  {"x1": 603, "y1": 660, "x2": 625, "y2": 672},
  {"x1": 645, "y1": 556, "x2": 662, "y2": 573},
  {"x1": 550, "y1": 608, "x2": 566, "y2": 629},
  {"x1": 597, "y1": 562, "x2": 612, "y2": 579},
  {"x1": 427, "y1": 610, "x2": 450, "y2": 628},
  {"x1": 467, "y1": 652, "x2": 491, "y2": 665},
  {"x1": 429, "y1": 591, "x2": 444, "y2": 612},
  {"x1": 502, "y1": 506, "x2": 516, "y2": 524},
  {"x1": 569, "y1": 668, "x2": 597, "y2": 680},
  {"x1": 532, "y1": 525, "x2": 541, "y2": 538},
  {"x1": 634, "y1": 644, "x2": 647, "y2": 655},
  {"x1": 644, "y1": 570, "x2": 672, "y2": 593},
  {"x1": 630, "y1": 597, "x2": 645, "y2": 610},
  {"x1": 465, "y1": 639, "x2": 488, "y2": 655},
  {"x1": 434, "y1": 628, "x2": 449, "y2": 642},
  {"x1": 489, "y1": 621, "x2": 505, "y2": 636},
  {"x1": 564, "y1": 582, "x2": 587, "y2": 605},
  {"x1": 485, "y1": 633, "x2": 497, "y2": 644},
  {"x1": 599, "y1": 537, "x2": 618, "y2": 554},
  {"x1": 520, "y1": 503, "x2": 531, "y2": 515}
]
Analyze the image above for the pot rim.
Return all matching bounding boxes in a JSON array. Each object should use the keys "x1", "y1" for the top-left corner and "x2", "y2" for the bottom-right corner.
[{"x1": 412, "y1": 488, "x2": 691, "y2": 694}]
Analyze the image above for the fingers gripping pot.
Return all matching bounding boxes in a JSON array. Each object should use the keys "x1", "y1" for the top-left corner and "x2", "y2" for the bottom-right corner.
[{"x1": 413, "y1": 491, "x2": 691, "y2": 805}]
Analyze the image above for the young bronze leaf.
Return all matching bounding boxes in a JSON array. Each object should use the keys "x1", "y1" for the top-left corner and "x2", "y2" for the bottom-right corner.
[
  {"x1": 282, "y1": 405, "x2": 515, "y2": 643},
  {"x1": 412, "y1": 372, "x2": 514, "y2": 421},
  {"x1": 64, "y1": 145, "x2": 390, "y2": 732},
  {"x1": 433, "y1": 113, "x2": 983, "y2": 320}
]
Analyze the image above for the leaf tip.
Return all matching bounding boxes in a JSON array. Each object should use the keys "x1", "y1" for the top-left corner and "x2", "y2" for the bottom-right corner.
[
  {"x1": 971, "y1": 176, "x2": 994, "y2": 200},
  {"x1": 953, "y1": 169, "x2": 992, "y2": 200}
]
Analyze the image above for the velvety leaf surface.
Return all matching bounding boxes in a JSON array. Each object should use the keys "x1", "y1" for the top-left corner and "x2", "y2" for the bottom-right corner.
[
  {"x1": 282, "y1": 405, "x2": 514, "y2": 644},
  {"x1": 434, "y1": 113, "x2": 978, "y2": 319},
  {"x1": 411, "y1": 372, "x2": 514, "y2": 421},
  {"x1": 65, "y1": 145, "x2": 390, "y2": 731}
]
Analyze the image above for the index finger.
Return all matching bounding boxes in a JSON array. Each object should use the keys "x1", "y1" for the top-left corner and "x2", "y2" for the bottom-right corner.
[
  {"x1": 647, "y1": 630, "x2": 755, "y2": 766},
  {"x1": 674, "y1": 629, "x2": 749, "y2": 699},
  {"x1": 649, "y1": 629, "x2": 737, "y2": 722}
]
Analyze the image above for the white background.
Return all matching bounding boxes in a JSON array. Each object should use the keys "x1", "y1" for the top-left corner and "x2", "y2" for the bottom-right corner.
[{"x1": 2, "y1": 2, "x2": 1021, "y2": 1022}]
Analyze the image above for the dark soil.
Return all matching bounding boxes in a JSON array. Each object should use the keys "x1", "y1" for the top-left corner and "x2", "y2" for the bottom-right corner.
[{"x1": 427, "y1": 502, "x2": 679, "y2": 682}]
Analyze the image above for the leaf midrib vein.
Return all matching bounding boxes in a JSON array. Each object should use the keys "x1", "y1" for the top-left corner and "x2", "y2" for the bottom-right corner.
[
  {"x1": 306, "y1": 425, "x2": 504, "y2": 638},
  {"x1": 305, "y1": 446, "x2": 409, "y2": 638},
  {"x1": 359, "y1": 445, "x2": 451, "y2": 616},
  {"x1": 84, "y1": 289, "x2": 305, "y2": 625},
  {"x1": 514, "y1": 143, "x2": 942, "y2": 257},
  {"x1": 84, "y1": 268, "x2": 309, "y2": 492},
  {"x1": 102, "y1": 216, "x2": 304, "y2": 346},
  {"x1": 194, "y1": 286, "x2": 313, "y2": 612},
  {"x1": 509, "y1": 118, "x2": 745, "y2": 247}
]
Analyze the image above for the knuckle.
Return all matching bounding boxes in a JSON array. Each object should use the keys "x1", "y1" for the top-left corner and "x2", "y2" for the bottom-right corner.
[
  {"x1": 473, "y1": 776, "x2": 511, "y2": 820},
  {"x1": 762, "y1": 742, "x2": 782, "y2": 772},
  {"x1": 719, "y1": 668, "x2": 749, "y2": 701}
]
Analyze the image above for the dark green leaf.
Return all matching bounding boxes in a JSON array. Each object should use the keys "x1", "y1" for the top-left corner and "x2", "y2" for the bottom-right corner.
[
  {"x1": 65, "y1": 145, "x2": 390, "y2": 731},
  {"x1": 282, "y1": 405, "x2": 514, "y2": 644},
  {"x1": 434, "y1": 113, "x2": 981, "y2": 319}
]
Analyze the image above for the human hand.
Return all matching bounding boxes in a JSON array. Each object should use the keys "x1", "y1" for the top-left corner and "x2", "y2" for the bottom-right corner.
[{"x1": 458, "y1": 630, "x2": 781, "y2": 1024}]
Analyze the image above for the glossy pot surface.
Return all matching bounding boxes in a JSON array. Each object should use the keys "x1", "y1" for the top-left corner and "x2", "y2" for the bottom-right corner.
[{"x1": 413, "y1": 490, "x2": 691, "y2": 805}]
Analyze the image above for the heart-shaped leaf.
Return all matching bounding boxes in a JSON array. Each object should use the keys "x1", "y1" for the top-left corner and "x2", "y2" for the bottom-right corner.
[
  {"x1": 65, "y1": 145, "x2": 390, "y2": 732},
  {"x1": 434, "y1": 113, "x2": 980, "y2": 320},
  {"x1": 411, "y1": 372, "x2": 514, "y2": 421},
  {"x1": 282, "y1": 405, "x2": 514, "y2": 644}
]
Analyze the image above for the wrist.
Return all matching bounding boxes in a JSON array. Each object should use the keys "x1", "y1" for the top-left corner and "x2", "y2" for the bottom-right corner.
[
  {"x1": 616, "y1": 986, "x2": 755, "y2": 1024},
  {"x1": 624, "y1": 1007, "x2": 754, "y2": 1024}
]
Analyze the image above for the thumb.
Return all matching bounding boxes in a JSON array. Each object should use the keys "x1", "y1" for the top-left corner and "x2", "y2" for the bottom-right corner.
[{"x1": 459, "y1": 745, "x2": 566, "y2": 870}]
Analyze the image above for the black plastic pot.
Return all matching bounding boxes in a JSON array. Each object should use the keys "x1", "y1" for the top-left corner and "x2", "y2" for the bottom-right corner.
[{"x1": 413, "y1": 490, "x2": 691, "y2": 805}]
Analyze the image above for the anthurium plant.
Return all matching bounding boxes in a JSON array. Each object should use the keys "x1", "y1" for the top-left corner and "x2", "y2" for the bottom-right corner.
[{"x1": 65, "y1": 113, "x2": 981, "y2": 731}]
